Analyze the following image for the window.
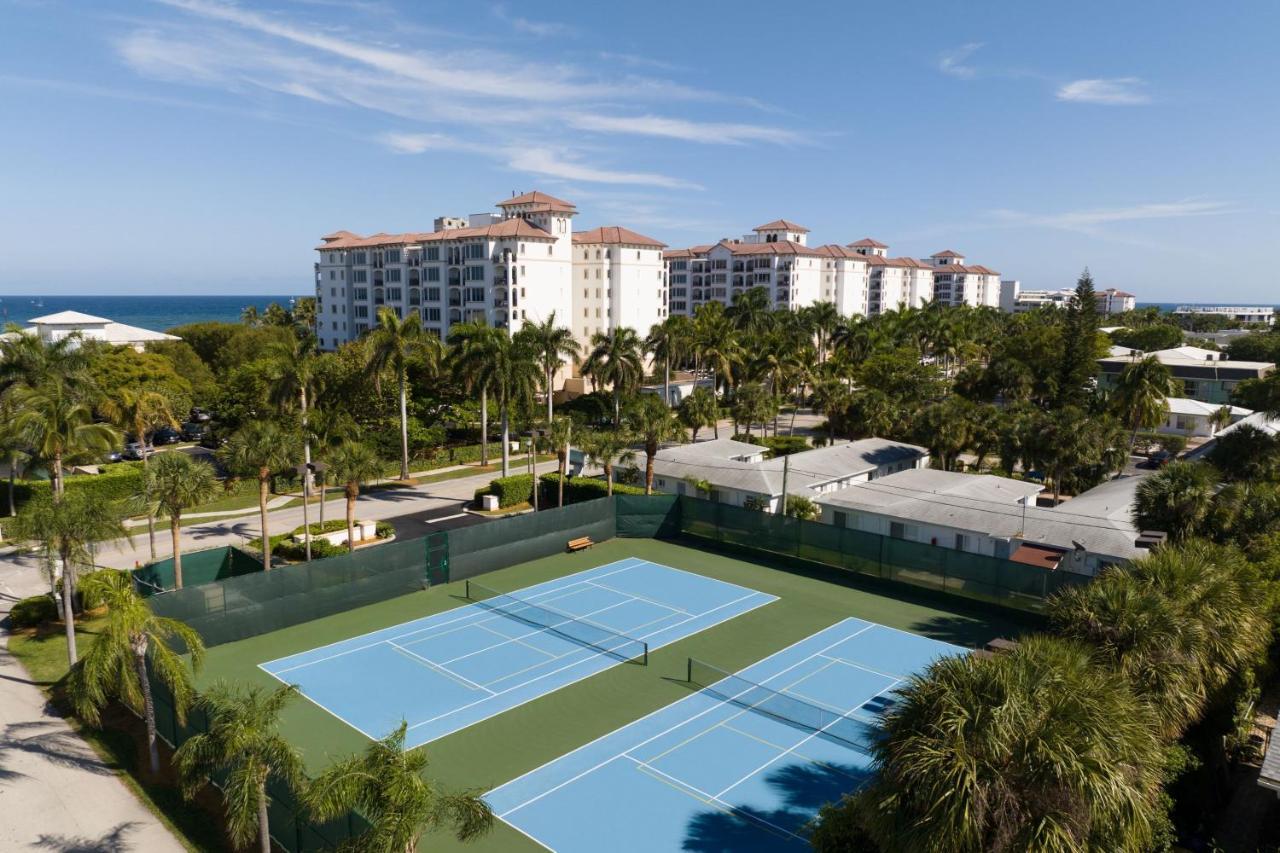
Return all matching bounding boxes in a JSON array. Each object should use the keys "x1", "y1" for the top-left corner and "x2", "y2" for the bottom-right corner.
[
  {"x1": 426, "y1": 247, "x2": 439, "y2": 261},
  {"x1": 425, "y1": 287, "x2": 440, "y2": 301},
  {"x1": 353, "y1": 252, "x2": 367, "y2": 264},
  {"x1": 954, "y1": 534, "x2": 968, "y2": 551},
  {"x1": 353, "y1": 287, "x2": 368, "y2": 300},
  {"x1": 833, "y1": 511, "x2": 847, "y2": 529},
  {"x1": 465, "y1": 265, "x2": 485, "y2": 282},
  {"x1": 353, "y1": 270, "x2": 367, "y2": 283},
  {"x1": 354, "y1": 305, "x2": 369, "y2": 318},
  {"x1": 548, "y1": 245, "x2": 553, "y2": 255},
  {"x1": 387, "y1": 287, "x2": 402, "y2": 301},
  {"x1": 424, "y1": 307, "x2": 441, "y2": 322},
  {"x1": 426, "y1": 267, "x2": 440, "y2": 282},
  {"x1": 386, "y1": 268, "x2": 402, "y2": 283},
  {"x1": 385, "y1": 249, "x2": 401, "y2": 263},
  {"x1": 463, "y1": 243, "x2": 484, "y2": 260}
]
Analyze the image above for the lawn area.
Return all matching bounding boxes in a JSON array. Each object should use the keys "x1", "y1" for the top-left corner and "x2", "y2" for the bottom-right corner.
[
  {"x1": 195, "y1": 536, "x2": 1032, "y2": 852},
  {"x1": 6, "y1": 619, "x2": 225, "y2": 852}
]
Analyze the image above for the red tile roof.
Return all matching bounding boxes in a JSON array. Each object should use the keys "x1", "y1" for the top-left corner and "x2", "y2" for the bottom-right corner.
[
  {"x1": 495, "y1": 191, "x2": 577, "y2": 212},
  {"x1": 573, "y1": 226, "x2": 666, "y2": 248},
  {"x1": 316, "y1": 218, "x2": 555, "y2": 250},
  {"x1": 931, "y1": 263, "x2": 1001, "y2": 276},
  {"x1": 866, "y1": 256, "x2": 933, "y2": 269},
  {"x1": 931, "y1": 249, "x2": 964, "y2": 258},
  {"x1": 848, "y1": 238, "x2": 888, "y2": 249},
  {"x1": 723, "y1": 239, "x2": 822, "y2": 257},
  {"x1": 815, "y1": 244, "x2": 872, "y2": 260},
  {"x1": 753, "y1": 219, "x2": 809, "y2": 233}
]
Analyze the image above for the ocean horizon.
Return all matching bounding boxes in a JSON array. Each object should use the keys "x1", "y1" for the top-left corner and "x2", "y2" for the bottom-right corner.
[{"x1": 0, "y1": 294, "x2": 306, "y2": 333}]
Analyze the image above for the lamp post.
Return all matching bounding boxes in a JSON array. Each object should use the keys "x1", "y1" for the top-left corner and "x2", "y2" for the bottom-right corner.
[{"x1": 295, "y1": 461, "x2": 329, "y2": 561}]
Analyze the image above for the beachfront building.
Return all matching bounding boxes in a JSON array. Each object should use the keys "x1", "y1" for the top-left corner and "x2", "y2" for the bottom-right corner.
[
  {"x1": 1156, "y1": 398, "x2": 1252, "y2": 438},
  {"x1": 923, "y1": 250, "x2": 1001, "y2": 309},
  {"x1": 1173, "y1": 306, "x2": 1276, "y2": 326},
  {"x1": 1098, "y1": 345, "x2": 1275, "y2": 405},
  {"x1": 1000, "y1": 280, "x2": 1136, "y2": 315},
  {"x1": 7, "y1": 310, "x2": 179, "y2": 352},
  {"x1": 847, "y1": 240, "x2": 935, "y2": 314},
  {"x1": 313, "y1": 192, "x2": 666, "y2": 362}
]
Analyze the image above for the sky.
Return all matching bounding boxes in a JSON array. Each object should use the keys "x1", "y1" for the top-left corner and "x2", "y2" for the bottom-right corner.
[{"x1": 1, "y1": 0, "x2": 1278, "y2": 300}]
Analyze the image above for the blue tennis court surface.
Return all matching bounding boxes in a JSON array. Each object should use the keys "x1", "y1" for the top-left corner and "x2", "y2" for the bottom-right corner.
[
  {"x1": 259, "y1": 558, "x2": 775, "y2": 749},
  {"x1": 487, "y1": 619, "x2": 962, "y2": 851}
]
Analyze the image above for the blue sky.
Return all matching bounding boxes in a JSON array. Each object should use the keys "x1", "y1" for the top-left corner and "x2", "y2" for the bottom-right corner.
[{"x1": 1, "y1": 0, "x2": 1277, "y2": 300}]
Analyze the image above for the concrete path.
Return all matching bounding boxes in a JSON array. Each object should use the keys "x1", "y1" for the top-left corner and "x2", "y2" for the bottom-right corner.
[{"x1": 0, "y1": 565, "x2": 186, "y2": 852}]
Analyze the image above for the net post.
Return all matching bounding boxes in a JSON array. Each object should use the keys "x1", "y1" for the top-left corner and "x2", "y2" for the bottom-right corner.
[
  {"x1": 686, "y1": 656, "x2": 692, "y2": 683},
  {"x1": 642, "y1": 641, "x2": 648, "y2": 666},
  {"x1": 464, "y1": 579, "x2": 472, "y2": 600}
]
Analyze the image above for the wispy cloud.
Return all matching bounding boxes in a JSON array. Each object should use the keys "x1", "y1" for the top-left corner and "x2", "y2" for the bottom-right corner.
[
  {"x1": 1055, "y1": 77, "x2": 1150, "y2": 105},
  {"x1": 491, "y1": 4, "x2": 572, "y2": 38},
  {"x1": 506, "y1": 149, "x2": 701, "y2": 190},
  {"x1": 598, "y1": 51, "x2": 685, "y2": 73},
  {"x1": 566, "y1": 114, "x2": 802, "y2": 145},
  {"x1": 938, "y1": 42, "x2": 984, "y2": 79},
  {"x1": 992, "y1": 200, "x2": 1234, "y2": 230},
  {"x1": 377, "y1": 131, "x2": 460, "y2": 154}
]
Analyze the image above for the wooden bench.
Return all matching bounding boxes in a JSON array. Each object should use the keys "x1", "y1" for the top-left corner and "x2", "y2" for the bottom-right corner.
[
  {"x1": 567, "y1": 536, "x2": 594, "y2": 552},
  {"x1": 986, "y1": 637, "x2": 1020, "y2": 654}
]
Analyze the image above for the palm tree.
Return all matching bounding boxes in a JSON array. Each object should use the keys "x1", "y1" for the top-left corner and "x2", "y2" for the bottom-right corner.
[
  {"x1": 219, "y1": 422, "x2": 295, "y2": 569},
  {"x1": 12, "y1": 380, "x2": 118, "y2": 498},
  {"x1": 0, "y1": 407, "x2": 29, "y2": 516},
  {"x1": 174, "y1": 683, "x2": 306, "y2": 853},
  {"x1": 851, "y1": 634, "x2": 1166, "y2": 853},
  {"x1": 693, "y1": 305, "x2": 741, "y2": 435},
  {"x1": 476, "y1": 332, "x2": 540, "y2": 477},
  {"x1": 240, "y1": 304, "x2": 261, "y2": 326},
  {"x1": 365, "y1": 307, "x2": 442, "y2": 481},
  {"x1": 306, "y1": 405, "x2": 356, "y2": 526},
  {"x1": 1133, "y1": 460, "x2": 1218, "y2": 540},
  {"x1": 326, "y1": 440, "x2": 383, "y2": 552},
  {"x1": 101, "y1": 388, "x2": 176, "y2": 560},
  {"x1": 67, "y1": 569, "x2": 205, "y2": 774},
  {"x1": 1051, "y1": 540, "x2": 1270, "y2": 739},
  {"x1": 1111, "y1": 355, "x2": 1178, "y2": 455},
  {"x1": 810, "y1": 377, "x2": 849, "y2": 446},
  {"x1": 627, "y1": 395, "x2": 687, "y2": 494},
  {"x1": 546, "y1": 416, "x2": 573, "y2": 507},
  {"x1": 447, "y1": 320, "x2": 502, "y2": 468},
  {"x1": 678, "y1": 387, "x2": 719, "y2": 442},
  {"x1": 1208, "y1": 404, "x2": 1234, "y2": 435},
  {"x1": 147, "y1": 452, "x2": 218, "y2": 589},
  {"x1": 8, "y1": 491, "x2": 127, "y2": 666},
  {"x1": 802, "y1": 301, "x2": 841, "y2": 363},
  {"x1": 582, "y1": 327, "x2": 645, "y2": 425},
  {"x1": 0, "y1": 327, "x2": 92, "y2": 399},
  {"x1": 580, "y1": 428, "x2": 636, "y2": 496},
  {"x1": 265, "y1": 333, "x2": 322, "y2": 501},
  {"x1": 645, "y1": 315, "x2": 692, "y2": 407},
  {"x1": 517, "y1": 313, "x2": 579, "y2": 424},
  {"x1": 304, "y1": 722, "x2": 492, "y2": 852}
]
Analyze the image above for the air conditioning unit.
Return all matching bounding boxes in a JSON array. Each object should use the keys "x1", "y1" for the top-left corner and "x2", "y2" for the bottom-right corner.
[{"x1": 1135, "y1": 530, "x2": 1168, "y2": 549}]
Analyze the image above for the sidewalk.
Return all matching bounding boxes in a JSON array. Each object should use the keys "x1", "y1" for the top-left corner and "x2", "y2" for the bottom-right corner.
[{"x1": 0, "y1": 572, "x2": 185, "y2": 852}]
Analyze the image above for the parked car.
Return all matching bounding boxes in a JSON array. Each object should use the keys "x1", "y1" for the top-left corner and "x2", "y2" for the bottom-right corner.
[
  {"x1": 198, "y1": 432, "x2": 227, "y2": 450},
  {"x1": 102, "y1": 450, "x2": 123, "y2": 463},
  {"x1": 150, "y1": 426, "x2": 182, "y2": 445},
  {"x1": 180, "y1": 421, "x2": 209, "y2": 441},
  {"x1": 1143, "y1": 450, "x2": 1174, "y2": 469},
  {"x1": 123, "y1": 442, "x2": 154, "y2": 461}
]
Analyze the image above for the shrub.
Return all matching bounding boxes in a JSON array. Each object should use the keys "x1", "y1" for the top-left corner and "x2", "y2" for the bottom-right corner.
[
  {"x1": 293, "y1": 519, "x2": 351, "y2": 536},
  {"x1": 375, "y1": 521, "x2": 394, "y2": 538},
  {"x1": 761, "y1": 435, "x2": 809, "y2": 457},
  {"x1": 13, "y1": 462, "x2": 145, "y2": 511},
  {"x1": 9, "y1": 594, "x2": 57, "y2": 628},
  {"x1": 537, "y1": 473, "x2": 645, "y2": 505},
  {"x1": 473, "y1": 486, "x2": 491, "y2": 505},
  {"x1": 490, "y1": 473, "x2": 534, "y2": 508}
]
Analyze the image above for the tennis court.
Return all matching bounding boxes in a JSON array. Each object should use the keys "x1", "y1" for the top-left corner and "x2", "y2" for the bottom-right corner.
[
  {"x1": 487, "y1": 618, "x2": 961, "y2": 852},
  {"x1": 259, "y1": 558, "x2": 776, "y2": 749}
]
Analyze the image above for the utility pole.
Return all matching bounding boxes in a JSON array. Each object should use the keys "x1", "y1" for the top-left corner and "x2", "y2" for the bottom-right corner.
[{"x1": 777, "y1": 454, "x2": 790, "y2": 516}]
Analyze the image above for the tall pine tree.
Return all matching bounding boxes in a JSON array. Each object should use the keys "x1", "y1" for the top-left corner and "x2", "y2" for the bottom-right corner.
[{"x1": 1056, "y1": 268, "x2": 1100, "y2": 407}]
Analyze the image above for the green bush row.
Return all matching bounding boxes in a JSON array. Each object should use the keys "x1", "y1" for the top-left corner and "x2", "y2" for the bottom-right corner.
[
  {"x1": 9, "y1": 594, "x2": 57, "y2": 628},
  {"x1": 730, "y1": 433, "x2": 810, "y2": 457},
  {"x1": 13, "y1": 462, "x2": 146, "y2": 510},
  {"x1": 537, "y1": 473, "x2": 646, "y2": 505},
  {"x1": 490, "y1": 474, "x2": 535, "y2": 508}
]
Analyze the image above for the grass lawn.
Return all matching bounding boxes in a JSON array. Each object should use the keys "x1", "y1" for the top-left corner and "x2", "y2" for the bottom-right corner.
[
  {"x1": 6, "y1": 619, "x2": 226, "y2": 852},
  {"x1": 195, "y1": 537, "x2": 1033, "y2": 852}
]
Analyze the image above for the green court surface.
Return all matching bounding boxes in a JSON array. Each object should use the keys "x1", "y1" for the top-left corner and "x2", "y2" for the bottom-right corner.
[{"x1": 195, "y1": 538, "x2": 1030, "y2": 852}]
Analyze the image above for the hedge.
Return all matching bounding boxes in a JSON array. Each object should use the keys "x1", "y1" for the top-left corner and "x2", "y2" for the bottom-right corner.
[
  {"x1": 13, "y1": 462, "x2": 146, "y2": 510},
  {"x1": 9, "y1": 594, "x2": 57, "y2": 628},
  {"x1": 489, "y1": 473, "x2": 535, "y2": 508},
  {"x1": 730, "y1": 434, "x2": 809, "y2": 457},
  {"x1": 538, "y1": 473, "x2": 646, "y2": 505}
]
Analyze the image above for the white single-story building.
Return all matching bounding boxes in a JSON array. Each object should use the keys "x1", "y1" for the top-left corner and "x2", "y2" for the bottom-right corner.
[
  {"x1": 814, "y1": 469, "x2": 1146, "y2": 575},
  {"x1": 651, "y1": 437, "x2": 928, "y2": 513},
  {"x1": 12, "y1": 310, "x2": 179, "y2": 352},
  {"x1": 1186, "y1": 411, "x2": 1280, "y2": 461},
  {"x1": 1157, "y1": 398, "x2": 1252, "y2": 438}
]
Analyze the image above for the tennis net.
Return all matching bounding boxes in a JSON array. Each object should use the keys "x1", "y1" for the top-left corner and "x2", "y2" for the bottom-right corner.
[
  {"x1": 465, "y1": 580, "x2": 648, "y2": 665},
  {"x1": 687, "y1": 658, "x2": 877, "y2": 753}
]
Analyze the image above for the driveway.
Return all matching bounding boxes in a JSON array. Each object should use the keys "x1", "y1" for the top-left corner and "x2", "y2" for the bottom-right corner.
[{"x1": 0, "y1": 559, "x2": 185, "y2": 852}]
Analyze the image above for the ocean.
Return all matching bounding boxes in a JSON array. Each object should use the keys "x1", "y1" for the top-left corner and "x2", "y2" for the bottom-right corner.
[{"x1": 0, "y1": 294, "x2": 305, "y2": 333}]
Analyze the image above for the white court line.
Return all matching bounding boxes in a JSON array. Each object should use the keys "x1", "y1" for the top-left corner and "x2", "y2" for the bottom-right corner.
[
  {"x1": 585, "y1": 578, "x2": 694, "y2": 616},
  {"x1": 409, "y1": 588, "x2": 773, "y2": 733},
  {"x1": 475, "y1": 622, "x2": 558, "y2": 659},
  {"x1": 387, "y1": 641, "x2": 495, "y2": 695},
  {"x1": 258, "y1": 664, "x2": 386, "y2": 743},
  {"x1": 814, "y1": 653, "x2": 904, "y2": 684},
  {"x1": 498, "y1": 621, "x2": 872, "y2": 818},
  {"x1": 426, "y1": 513, "x2": 468, "y2": 523},
  {"x1": 263, "y1": 559, "x2": 647, "y2": 673},
  {"x1": 624, "y1": 755, "x2": 807, "y2": 844}
]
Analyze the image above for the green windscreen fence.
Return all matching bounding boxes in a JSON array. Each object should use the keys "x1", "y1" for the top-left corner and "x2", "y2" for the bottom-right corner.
[
  {"x1": 615, "y1": 493, "x2": 680, "y2": 538},
  {"x1": 132, "y1": 546, "x2": 262, "y2": 597},
  {"x1": 147, "y1": 536, "x2": 437, "y2": 647},
  {"x1": 448, "y1": 498, "x2": 616, "y2": 580},
  {"x1": 673, "y1": 496, "x2": 1089, "y2": 612}
]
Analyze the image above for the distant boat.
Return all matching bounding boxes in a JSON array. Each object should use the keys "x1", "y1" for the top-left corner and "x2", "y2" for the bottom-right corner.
[{"x1": 30, "y1": 297, "x2": 43, "y2": 308}]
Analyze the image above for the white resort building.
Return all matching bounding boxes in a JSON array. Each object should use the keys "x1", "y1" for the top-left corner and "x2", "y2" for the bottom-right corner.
[
  {"x1": 313, "y1": 191, "x2": 667, "y2": 359},
  {"x1": 8, "y1": 310, "x2": 179, "y2": 352},
  {"x1": 1001, "y1": 281, "x2": 1137, "y2": 315},
  {"x1": 1172, "y1": 306, "x2": 1276, "y2": 326}
]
